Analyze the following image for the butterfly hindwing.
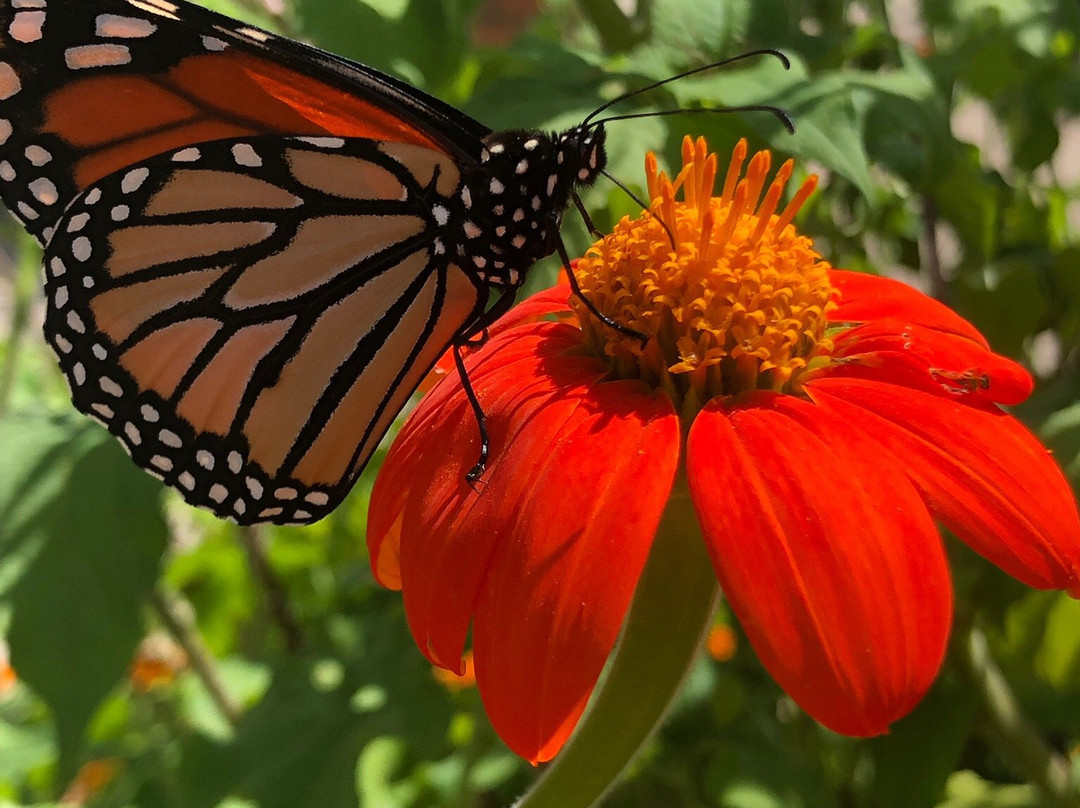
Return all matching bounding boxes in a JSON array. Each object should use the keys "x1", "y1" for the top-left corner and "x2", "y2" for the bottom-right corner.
[{"x1": 43, "y1": 135, "x2": 486, "y2": 523}]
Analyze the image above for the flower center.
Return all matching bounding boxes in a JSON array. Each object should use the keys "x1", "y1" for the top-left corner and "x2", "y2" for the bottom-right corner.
[{"x1": 572, "y1": 137, "x2": 836, "y2": 421}]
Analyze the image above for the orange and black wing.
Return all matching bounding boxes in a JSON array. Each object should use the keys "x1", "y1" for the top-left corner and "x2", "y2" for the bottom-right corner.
[
  {"x1": 0, "y1": 0, "x2": 495, "y2": 523},
  {"x1": 43, "y1": 135, "x2": 486, "y2": 523},
  {"x1": 0, "y1": 0, "x2": 489, "y2": 242}
]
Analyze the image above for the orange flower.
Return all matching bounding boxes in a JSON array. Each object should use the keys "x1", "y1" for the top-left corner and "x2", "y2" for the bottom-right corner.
[
  {"x1": 368, "y1": 137, "x2": 1080, "y2": 764},
  {"x1": 0, "y1": 644, "x2": 15, "y2": 696},
  {"x1": 130, "y1": 633, "x2": 188, "y2": 692}
]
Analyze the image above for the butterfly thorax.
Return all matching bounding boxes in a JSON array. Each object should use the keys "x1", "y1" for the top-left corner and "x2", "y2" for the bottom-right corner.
[{"x1": 443, "y1": 125, "x2": 607, "y2": 289}]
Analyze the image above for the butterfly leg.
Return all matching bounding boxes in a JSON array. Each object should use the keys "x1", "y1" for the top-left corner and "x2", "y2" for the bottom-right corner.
[
  {"x1": 572, "y1": 192, "x2": 602, "y2": 238},
  {"x1": 453, "y1": 341, "x2": 490, "y2": 488},
  {"x1": 453, "y1": 288, "x2": 519, "y2": 487},
  {"x1": 557, "y1": 237, "x2": 649, "y2": 346}
]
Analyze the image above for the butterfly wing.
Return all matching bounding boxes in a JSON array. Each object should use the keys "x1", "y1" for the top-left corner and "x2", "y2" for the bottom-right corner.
[
  {"x1": 0, "y1": 0, "x2": 496, "y2": 523},
  {"x1": 0, "y1": 0, "x2": 489, "y2": 242},
  {"x1": 44, "y1": 135, "x2": 486, "y2": 523}
]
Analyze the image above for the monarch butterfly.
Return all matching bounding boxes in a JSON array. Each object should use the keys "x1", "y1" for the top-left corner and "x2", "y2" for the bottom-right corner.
[{"x1": 0, "y1": 0, "x2": 786, "y2": 525}]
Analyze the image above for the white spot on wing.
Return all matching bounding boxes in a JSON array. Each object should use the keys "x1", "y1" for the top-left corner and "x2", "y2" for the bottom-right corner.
[
  {"x1": 237, "y1": 26, "x2": 270, "y2": 41},
  {"x1": 99, "y1": 376, "x2": 123, "y2": 397},
  {"x1": 16, "y1": 201, "x2": 36, "y2": 220},
  {"x1": 29, "y1": 177, "x2": 58, "y2": 205},
  {"x1": 84, "y1": 188, "x2": 102, "y2": 205},
  {"x1": 0, "y1": 120, "x2": 11, "y2": 145},
  {"x1": 65, "y1": 44, "x2": 133, "y2": 69},
  {"x1": 111, "y1": 204, "x2": 129, "y2": 221},
  {"x1": 159, "y1": 429, "x2": 182, "y2": 448},
  {"x1": 209, "y1": 483, "x2": 228, "y2": 503},
  {"x1": 196, "y1": 450, "x2": 214, "y2": 470},
  {"x1": 127, "y1": 0, "x2": 180, "y2": 16},
  {"x1": 9, "y1": 10, "x2": 46, "y2": 43},
  {"x1": 0, "y1": 63, "x2": 20, "y2": 100},
  {"x1": 25, "y1": 145, "x2": 51, "y2": 166},
  {"x1": 66, "y1": 310, "x2": 85, "y2": 334},
  {"x1": 0, "y1": 161, "x2": 15, "y2": 181},
  {"x1": 150, "y1": 454, "x2": 173, "y2": 471},
  {"x1": 71, "y1": 236, "x2": 92, "y2": 262},
  {"x1": 141, "y1": 404, "x2": 159, "y2": 422},
  {"x1": 231, "y1": 143, "x2": 262, "y2": 167},
  {"x1": 489, "y1": 178, "x2": 504, "y2": 194},
  {"x1": 177, "y1": 471, "x2": 195, "y2": 491},
  {"x1": 202, "y1": 35, "x2": 227, "y2": 51},
  {"x1": 121, "y1": 166, "x2": 150, "y2": 193},
  {"x1": 96, "y1": 13, "x2": 156, "y2": 37},
  {"x1": 171, "y1": 147, "x2": 201, "y2": 162},
  {"x1": 432, "y1": 204, "x2": 449, "y2": 226},
  {"x1": 124, "y1": 422, "x2": 143, "y2": 445}
]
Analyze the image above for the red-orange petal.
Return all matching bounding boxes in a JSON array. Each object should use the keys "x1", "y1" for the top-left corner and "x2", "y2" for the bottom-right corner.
[
  {"x1": 686, "y1": 393, "x2": 952, "y2": 736},
  {"x1": 808, "y1": 377, "x2": 1080, "y2": 595},
  {"x1": 368, "y1": 321, "x2": 680, "y2": 763},
  {"x1": 825, "y1": 321, "x2": 1033, "y2": 405},
  {"x1": 828, "y1": 270, "x2": 989, "y2": 348}
]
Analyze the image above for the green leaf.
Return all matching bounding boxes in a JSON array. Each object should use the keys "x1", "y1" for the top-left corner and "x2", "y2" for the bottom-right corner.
[
  {"x1": 0, "y1": 414, "x2": 167, "y2": 778},
  {"x1": 175, "y1": 605, "x2": 453, "y2": 808},
  {"x1": 631, "y1": 0, "x2": 751, "y2": 71}
]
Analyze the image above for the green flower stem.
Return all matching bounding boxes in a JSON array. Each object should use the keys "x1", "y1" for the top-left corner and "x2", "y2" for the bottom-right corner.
[
  {"x1": 953, "y1": 620, "x2": 1080, "y2": 808},
  {"x1": 514, "y1": 476, "x2": 719, "y2": 808}
]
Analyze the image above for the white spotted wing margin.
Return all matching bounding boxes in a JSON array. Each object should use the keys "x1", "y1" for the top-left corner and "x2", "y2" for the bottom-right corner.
[{"x1": 41, "y1": 135, "x2": 486, "y2": 525}]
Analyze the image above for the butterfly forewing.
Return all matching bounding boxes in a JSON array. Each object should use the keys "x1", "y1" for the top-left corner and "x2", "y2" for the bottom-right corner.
[
  {"x1": 43, "y1": 135, "x2": 485, "y2": 523},
  {"x1": 0, "y1": 0, "x2": 486, "y2": 242}
]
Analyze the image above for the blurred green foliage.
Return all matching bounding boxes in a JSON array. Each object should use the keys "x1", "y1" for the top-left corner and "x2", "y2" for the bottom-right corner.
[{"x1": 0, "y1": 0, "x2": 1079, "y2": 806}]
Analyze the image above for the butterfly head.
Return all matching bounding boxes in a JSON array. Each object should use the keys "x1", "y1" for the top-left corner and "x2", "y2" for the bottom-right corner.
[{"x1": 556, "y1": 125, "x2": 607, "y2": 188}]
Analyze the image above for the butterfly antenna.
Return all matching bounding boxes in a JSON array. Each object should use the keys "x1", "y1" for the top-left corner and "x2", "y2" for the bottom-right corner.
[
  {"x1": 581, "y1": 48, "x2": 790, "y2": 128},
  {"x1": 589, "y1": 104, "x2": 795, "y2": 134}
]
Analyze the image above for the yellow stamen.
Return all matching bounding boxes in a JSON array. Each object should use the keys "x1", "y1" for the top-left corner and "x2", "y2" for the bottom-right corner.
[{"x1": 572, "y1": 136, "x2": 836, "y2": 421}]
